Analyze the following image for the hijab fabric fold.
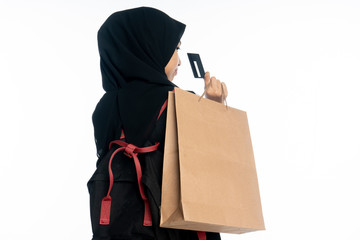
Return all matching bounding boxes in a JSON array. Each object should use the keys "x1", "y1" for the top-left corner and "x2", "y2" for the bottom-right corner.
[{"x1": 92, "y1": 7, "x2": 186, "y2": 158}]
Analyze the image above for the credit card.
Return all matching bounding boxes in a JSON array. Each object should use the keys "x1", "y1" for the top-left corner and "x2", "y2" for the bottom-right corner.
[{"x1": 187, "y1": 53, "x2": 205, "y2": 78}]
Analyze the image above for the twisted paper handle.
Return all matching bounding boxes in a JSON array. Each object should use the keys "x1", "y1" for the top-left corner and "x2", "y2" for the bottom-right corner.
[{"x1": 198, "y1": 78, "x2": 228, "y2": 109}]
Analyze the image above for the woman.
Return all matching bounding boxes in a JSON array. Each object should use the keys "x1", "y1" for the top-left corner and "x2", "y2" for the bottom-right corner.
[{"x1": 88, "y1": 7, "x2": 227, "y2": 240}]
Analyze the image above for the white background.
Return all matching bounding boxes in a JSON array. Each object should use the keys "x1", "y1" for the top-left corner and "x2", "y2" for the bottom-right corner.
[{"x1": 1, "y1": 0, "x2": 359, "y2": 239}]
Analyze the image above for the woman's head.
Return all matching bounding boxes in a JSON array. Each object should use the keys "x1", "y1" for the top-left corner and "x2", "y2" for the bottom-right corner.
[
  {"x1": 97, "y1": 7, "x2": 186, "y2": 91},
  {"x1": 93, "y1": 8, "x2": 186, "y2": 154}
]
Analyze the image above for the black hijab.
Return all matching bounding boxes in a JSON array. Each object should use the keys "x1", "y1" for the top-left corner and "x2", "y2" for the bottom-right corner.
[{"x1": 92, "y1": 7, "x2": 186, "y2": 158}]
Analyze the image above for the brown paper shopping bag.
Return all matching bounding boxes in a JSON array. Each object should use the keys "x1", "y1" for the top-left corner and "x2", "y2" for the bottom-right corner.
[{"x1": 160, "y1": 88, "x2": 265, "y2": 234}]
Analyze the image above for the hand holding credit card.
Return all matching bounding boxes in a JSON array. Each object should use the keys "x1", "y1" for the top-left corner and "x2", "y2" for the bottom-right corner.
[{"x1": 187, "y1": 53, "x2": 228, "y2": 104}]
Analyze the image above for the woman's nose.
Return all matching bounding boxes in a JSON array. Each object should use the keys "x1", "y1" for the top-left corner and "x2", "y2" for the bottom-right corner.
[{"x1": 178, "y1": 57, "x2": 181, "y2": 66}]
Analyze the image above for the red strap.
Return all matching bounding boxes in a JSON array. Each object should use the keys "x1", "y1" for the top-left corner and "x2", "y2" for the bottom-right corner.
[
  {"x1": 197, "y1": 231, "x2": 206, "y2": 240},
  {"x1": 120, "y1": 129, "x2": 125, "y2": 139},
  {"x1": 109, "y1": 140, "x2": 160, "y2": 154},
  {"x1": 157, "y1": 99, "x2": 168, "y2": 120},
  {"x1": 99, "y1": 147, "x2": 125, "y2": 225},
  {"x1": 100, "y1": 98, "x2": 167, "y2": 225},
  {"x1": 100, "y1": 140, "x2": 159, "y2": 226}
]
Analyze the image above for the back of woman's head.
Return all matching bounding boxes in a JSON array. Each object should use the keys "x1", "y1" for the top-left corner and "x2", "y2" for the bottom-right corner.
[{"x1": 97, "y1": 7, "x2": 186, "y2": 91}]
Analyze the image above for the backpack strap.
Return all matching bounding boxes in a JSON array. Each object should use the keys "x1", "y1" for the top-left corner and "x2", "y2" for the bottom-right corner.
[
  {"x1": 100, "y1": 140, "x2": 160, "y2": 226},
  {"x1": 100, "y1": 99, "x2": 168, "y2": 226},
  {"x1": 197, "y1": 231, "x2": 207, "y2": 240},
  {"x1": 157, "y1": 99, "x2": 168, "y2": 120}
]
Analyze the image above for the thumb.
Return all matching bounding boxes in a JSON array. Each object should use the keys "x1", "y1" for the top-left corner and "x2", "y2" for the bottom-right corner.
[{"x1": 204, "y1": 71, "x2": 210, "y2": 87}]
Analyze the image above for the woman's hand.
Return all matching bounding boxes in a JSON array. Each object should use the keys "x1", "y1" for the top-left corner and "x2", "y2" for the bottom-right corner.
[{"x1": 203, "y1": 71, "x2": 228, "y2": 104}]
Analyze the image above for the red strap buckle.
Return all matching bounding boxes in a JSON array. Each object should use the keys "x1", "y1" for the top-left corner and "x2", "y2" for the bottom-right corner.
[
  {"x1": 124, "y1": 144, "x2": 136, "y2": 158},
  {"x1": 99, "y1": 196, "x2": 112, "y2": 225}
]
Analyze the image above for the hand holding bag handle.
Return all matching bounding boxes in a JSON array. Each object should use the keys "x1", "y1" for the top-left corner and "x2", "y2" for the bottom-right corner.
[{"x1": 199, "y1": 71, "x2": 228, "y2": 107}]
